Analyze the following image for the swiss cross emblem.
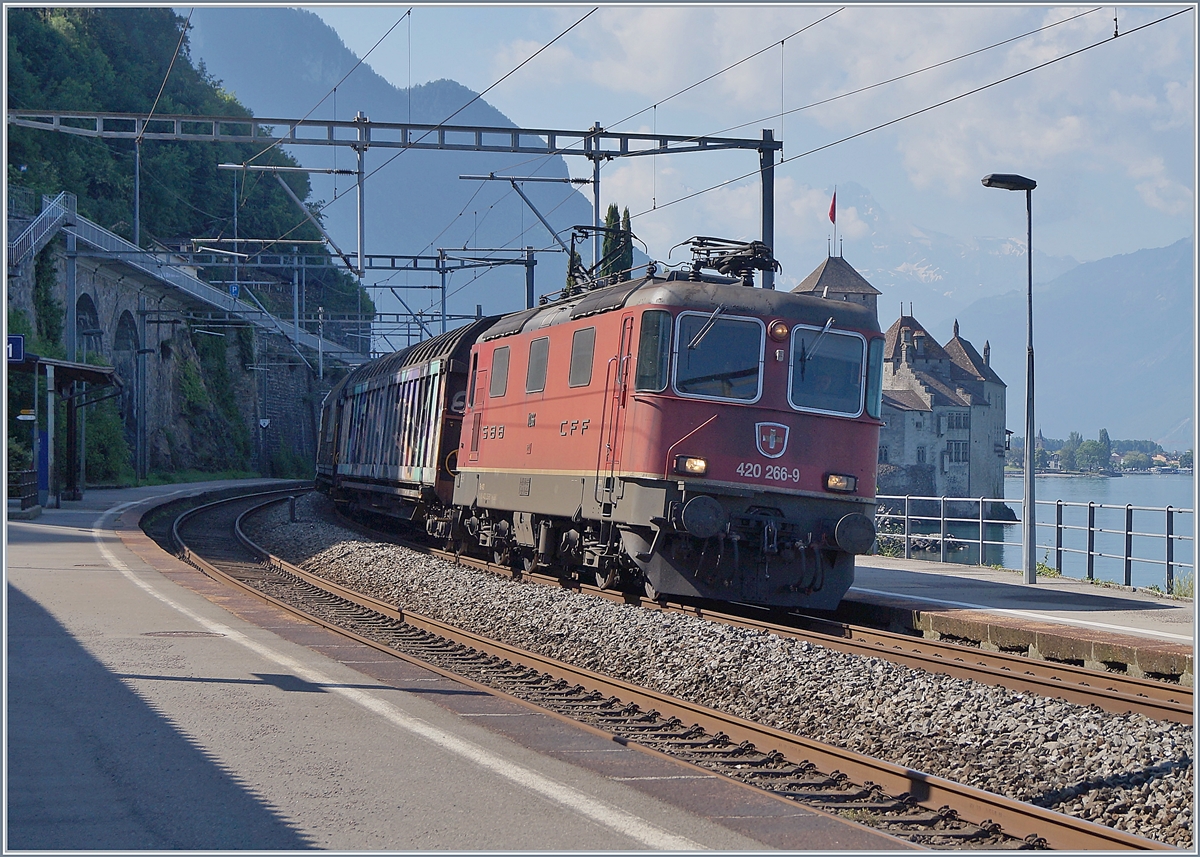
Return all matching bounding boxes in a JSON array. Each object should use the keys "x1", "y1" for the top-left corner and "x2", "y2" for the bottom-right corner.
[{"x1": 755, "y1": 422, "x2": 789, "y2": 459}]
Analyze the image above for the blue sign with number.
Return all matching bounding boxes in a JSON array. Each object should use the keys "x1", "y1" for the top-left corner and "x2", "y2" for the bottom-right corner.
[{"x1": 7, "y1": 334, "x2": 25, "y2": 363}]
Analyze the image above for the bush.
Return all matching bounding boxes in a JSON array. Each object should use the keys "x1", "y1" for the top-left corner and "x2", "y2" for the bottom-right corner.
[{"x1": 84, "y1": 396, "x2": 134, "y2": 484}]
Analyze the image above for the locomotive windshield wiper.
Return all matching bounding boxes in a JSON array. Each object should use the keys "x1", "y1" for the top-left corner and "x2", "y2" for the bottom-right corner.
[
  {"x1": 687, "y1": 304, "x2": 726, "y2": 350},
  {"x1": 797, "y1": 317, "x2": 835, "y2": 380}
]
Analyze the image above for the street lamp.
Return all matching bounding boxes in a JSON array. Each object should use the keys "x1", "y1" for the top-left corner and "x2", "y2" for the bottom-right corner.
[{"x1": 982, "y1": 172, "x2": 1037, "y2": 585}]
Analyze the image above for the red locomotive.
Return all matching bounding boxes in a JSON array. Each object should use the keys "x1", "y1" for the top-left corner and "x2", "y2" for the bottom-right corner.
[{"x1": 317, "y1": 237, "x2": 884, "y2": 610}]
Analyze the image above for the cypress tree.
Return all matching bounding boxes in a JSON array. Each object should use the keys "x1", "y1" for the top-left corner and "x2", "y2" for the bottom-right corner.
[
  {"x1": 619, "y1": 207, "x2": 633, "y2": 281},
  {"x1": 600, "y1": 203, "x2": 621, "y2": 278}
]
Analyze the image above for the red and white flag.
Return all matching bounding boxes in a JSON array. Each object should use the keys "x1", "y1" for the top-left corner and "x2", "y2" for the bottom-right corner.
[{"x1": 828, "y1": 190, "x2": 836, "y2": 224}]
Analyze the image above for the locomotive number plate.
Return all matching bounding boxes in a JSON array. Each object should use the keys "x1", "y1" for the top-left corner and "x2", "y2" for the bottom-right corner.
[{"x1": 736, "y1": 462, "x2": 801, "y2": 483}]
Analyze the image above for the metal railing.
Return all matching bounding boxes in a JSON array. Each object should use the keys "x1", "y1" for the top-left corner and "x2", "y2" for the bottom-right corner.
[
  {"x1": 66, "y1": 217, "x2": 365, "y2": 365},
  {"x1": 875, "y1": 493, "x2": 1194, "y2": 593},
  {"x1": 8, "y1": 191, "x2": 76, "y2": 271}
]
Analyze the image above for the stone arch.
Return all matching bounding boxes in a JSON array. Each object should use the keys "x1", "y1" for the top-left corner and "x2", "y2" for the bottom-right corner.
[
  {"x1": 112, "y1": 310, "x2": 139, "y2": 442},
  {"x1": 75, "y1": 293, "x2": 101, "y2": 358}
]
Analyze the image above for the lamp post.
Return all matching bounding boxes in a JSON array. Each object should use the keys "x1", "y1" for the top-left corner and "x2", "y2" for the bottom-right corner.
[{"x1": 982, "y1": 172, "x2": 1037, "y2": 585}]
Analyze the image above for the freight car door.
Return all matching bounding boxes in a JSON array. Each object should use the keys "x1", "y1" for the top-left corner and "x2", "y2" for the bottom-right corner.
[{"x1": 595, "y1": 313, "x2": 635, "y2": 511}]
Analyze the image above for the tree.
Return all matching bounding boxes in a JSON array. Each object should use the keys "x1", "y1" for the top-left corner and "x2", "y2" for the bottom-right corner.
[
  {"x1": 1181, "y1": 450, "x2": 1193, "y2": 469},
  {"x1": 1060, "y1": 430, "x2": 1082, "y2": 471},
  {"x1": 600, "y1": 203, "x2": 621, "y2": 279},
  {"x1": 1033, "y1": 447, "x2": 1048, "y2": 470},
  {"x1": 618, "y1": 207, "x2": 633, "y2": 280},
  {"x1": 1098, "y1": 428, "x2": 1111, "y2": 460},
  {"x1": 1122, "y1": 451, "x2": 1152, "y2": 470},
  {"x1": 1074, "y1": 439, "x2": 1106, "y2": 471}
]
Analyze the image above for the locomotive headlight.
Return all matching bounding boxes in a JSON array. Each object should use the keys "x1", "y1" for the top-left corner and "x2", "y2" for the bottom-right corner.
[
  {"x1": 674, "y1": 455, "x2": 708, "y2": 476},
  {"x1": 825, "y1": 473, "x2": 858, "y2": 493},
  {"x1": 768, "y1": 320, "x2": 790, "y2": 341}
]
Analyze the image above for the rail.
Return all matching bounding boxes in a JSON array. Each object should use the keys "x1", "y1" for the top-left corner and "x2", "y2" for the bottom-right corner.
[{"x1": 875, "y1": 494, "x2": 1193, "y2": 594}]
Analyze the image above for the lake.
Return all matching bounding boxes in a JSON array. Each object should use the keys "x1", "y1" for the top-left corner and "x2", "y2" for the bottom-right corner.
[{"x1": 996, "y1": 473, "x2": 1195, "y2": 589}]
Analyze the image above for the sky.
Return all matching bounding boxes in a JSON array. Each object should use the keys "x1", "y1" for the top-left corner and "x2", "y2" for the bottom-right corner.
[{"x1": 308, "y1": 3, "x2": 1197, "y2": 270}]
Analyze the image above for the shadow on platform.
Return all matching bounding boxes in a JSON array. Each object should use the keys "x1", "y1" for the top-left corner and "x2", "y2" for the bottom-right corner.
[{"x1": 6, "y1": 584, "x2": 315, "y2": 850}]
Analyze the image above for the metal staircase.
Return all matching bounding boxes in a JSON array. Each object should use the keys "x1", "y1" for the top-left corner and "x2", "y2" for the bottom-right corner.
[
  {"x1": 5, "y1": 188, "x2": 363, "y2": 365},
  {"x1": 7, "y1": 191, "x2": 76, "y2": 275}
]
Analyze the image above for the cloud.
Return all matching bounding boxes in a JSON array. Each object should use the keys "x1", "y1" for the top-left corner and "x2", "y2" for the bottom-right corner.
[{"x1": 1129, "y1": 156, "x2": 1194, "y2": 216}]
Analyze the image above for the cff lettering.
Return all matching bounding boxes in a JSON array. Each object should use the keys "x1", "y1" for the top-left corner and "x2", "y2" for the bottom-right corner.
[{"x1": 559, "y1": 419, "x2": 591, "y2": 437}]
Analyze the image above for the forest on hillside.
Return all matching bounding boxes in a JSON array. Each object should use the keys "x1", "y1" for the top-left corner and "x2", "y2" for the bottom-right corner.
[{"x1": 6, "y1": 7, "x2": 372, "y2": 323}]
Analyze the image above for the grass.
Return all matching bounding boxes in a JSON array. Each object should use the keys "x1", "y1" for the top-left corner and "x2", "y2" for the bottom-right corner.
[{"x1": 1171, "y1": 572, "x2": 1194, "y2": 599}]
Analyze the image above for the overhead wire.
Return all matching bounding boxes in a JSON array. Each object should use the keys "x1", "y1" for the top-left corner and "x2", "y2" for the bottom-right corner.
[
  {"x1": 358, "y1": 7, "x2": 598, "y2": 187},
  {"x1": 625, "y1": 6, "x2": 1191, "y2": 222},
  {"x1": 605, "y1": 8, "x2": 842, "y2": 132},
  {"x1": 243, "y1": 8, "x2": 411, "y2": 165},
  {"x1": 667, "y1": 5, "x2": 1105, "y2": 144},
  {"x1": 138, "y1": 7, "x2": 193, "y2": 144}
]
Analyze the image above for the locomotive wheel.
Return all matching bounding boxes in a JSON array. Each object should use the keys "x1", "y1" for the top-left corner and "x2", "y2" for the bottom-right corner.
[
  {"x1": 520, "y1": 551, "x2": 536, "y2": 574},
  {"x1": 595, "y1": 569, "x2": 617, "y2": 590},
  {"x1": 493, "y1": 545, "x2": 512, "y2": 568},
  {"x1": 644, "y1": 579, "x2": 660, "y2": 600}
]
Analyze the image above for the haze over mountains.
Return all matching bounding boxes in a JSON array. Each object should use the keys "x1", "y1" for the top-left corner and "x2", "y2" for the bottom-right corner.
[{"x1": 186, "y1": 7, "x2": 1194, "y2": 447}]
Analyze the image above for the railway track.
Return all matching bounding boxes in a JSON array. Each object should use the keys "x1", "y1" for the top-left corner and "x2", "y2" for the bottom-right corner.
[
  {"x1": 331, "y1": 498, "x2": 1192, "y2": 726},
  {"x1": 165, "y1": 490, "x2": 1176, "y2": 850}
]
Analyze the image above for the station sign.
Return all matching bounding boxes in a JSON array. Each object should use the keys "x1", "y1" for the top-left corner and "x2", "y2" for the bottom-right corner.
[
  {"x1": 16, "y1": 409, "x2": 35, "y2": 422},
  {"x1": 7, "y1": 334, "x2": 25, "y2": 363}
]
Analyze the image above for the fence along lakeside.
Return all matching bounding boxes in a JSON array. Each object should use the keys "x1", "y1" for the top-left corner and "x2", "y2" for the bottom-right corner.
[{"x1": 875, "y1": 476, "x2": 1194, "y2": 593}]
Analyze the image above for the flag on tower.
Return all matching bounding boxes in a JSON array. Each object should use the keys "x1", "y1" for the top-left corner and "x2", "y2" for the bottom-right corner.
[{"x1": 828, "y1": 190, "x2": 836, "y2": 224}]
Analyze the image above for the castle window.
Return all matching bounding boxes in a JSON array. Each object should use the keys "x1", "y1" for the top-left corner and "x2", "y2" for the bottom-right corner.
[
  {"x1": 947, "y1": 441, "x2": 970, "y2": 462},
  {"x1": 878, "y1": 446, "x2": 888, "y2": 463},
  {"x1": 916, "y1": 446, "x2": 926, "y2": 463},
  {"x1": 948, "y1": 412, "x2": 970, "y2": 430}
]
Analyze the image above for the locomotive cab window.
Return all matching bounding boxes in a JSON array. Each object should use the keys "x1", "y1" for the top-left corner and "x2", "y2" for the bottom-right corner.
[
  {"x1": 634, "y1": 309, "x2": 672, "y2": 392},
  {"x1": 673, "y1": 312, "x2": 764, "y2": 402},
  {"x1": 789, "y1": 325, "x2": 866, "y2": 417},
  {"x1": 489, "y1": 346, "x2": 510, "y2": 398},
  {"x1": 569, "y1": 327, "x2": 595, "y2": 387},
  {"x1": 526, "y1": 337, "x2": 549, "y2": 393}
]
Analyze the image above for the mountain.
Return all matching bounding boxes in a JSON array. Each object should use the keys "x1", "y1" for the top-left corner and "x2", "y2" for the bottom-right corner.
[
  {"x1": 186, "y1": 7, "x2": 594, "y2": 322},
  {"x1": 954, "y1": 237, "x2": 1194, "y2": 447},
  {"x1": 830, "y1": 182, "x2": 1080, "y2": 329}
]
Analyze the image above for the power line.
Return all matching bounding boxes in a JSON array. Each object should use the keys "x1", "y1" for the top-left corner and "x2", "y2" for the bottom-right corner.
[
  {"x1": 606, "y1": 7, "x2": 843, "y2": 132},
  {"x1": 627, "y1": 6, "x2": 1191, "y2": 222},
  {"x1": 679, "y1": 5, "x2": 1105, "y2": 144},
  {"x1": 244, "y1": 8, "x2": 410, "y2": 165},
  {"x1": 138, "y1": 7, "x2": 193, "y2": 143},
  {"x1": 359, "y1": 7, "x2": 599, "y2": 187}
]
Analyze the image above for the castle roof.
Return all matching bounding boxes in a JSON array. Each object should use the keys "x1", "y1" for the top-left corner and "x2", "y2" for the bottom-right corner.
[
  {"x1": 943, "y1": 319, "x2": 1005, "y2": 385},
  {"x1": 881, "y1": 313, "x2": 1006, "y2": 409},
  {"x1": 882, "y1": 389, "x2": 931, "y2": 412},
  {"x1": 792, "y1": 255, "x2": 882, "y2": 297}
]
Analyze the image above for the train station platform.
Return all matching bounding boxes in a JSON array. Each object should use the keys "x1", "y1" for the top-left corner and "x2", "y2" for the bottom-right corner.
[
  {"x1": 5, "y1": 480, "x2": 904, "y2": 851},
  {"x1": 841, "y1": 557, "x2": 1194, "y2": 685}
]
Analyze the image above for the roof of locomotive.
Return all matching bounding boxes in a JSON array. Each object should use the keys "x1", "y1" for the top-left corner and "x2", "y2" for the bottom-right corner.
[{"x1": 480, "y1": 271, "x2": 881, "y2": 342}]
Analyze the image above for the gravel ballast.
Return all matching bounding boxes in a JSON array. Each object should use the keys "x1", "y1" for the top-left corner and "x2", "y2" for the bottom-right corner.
[{"x1": 244, "y1": 494, "x2": 1193, "y2": 847}]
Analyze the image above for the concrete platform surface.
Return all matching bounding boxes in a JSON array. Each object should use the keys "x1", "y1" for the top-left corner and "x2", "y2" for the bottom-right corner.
[
  {"x1": 5, "y1": 480, "x2": 905, "y2": 851},
  {"x1": 853, "y1": 556, "x2": 1193, "y2": 643},
  {"x1": 846, "y1": 557, "x2": 1193, "y2": 682}
]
